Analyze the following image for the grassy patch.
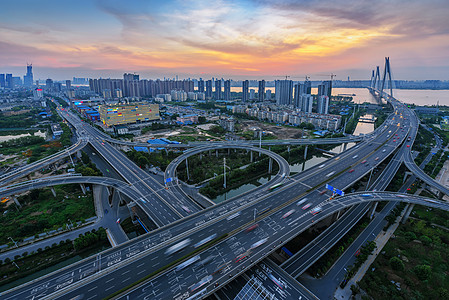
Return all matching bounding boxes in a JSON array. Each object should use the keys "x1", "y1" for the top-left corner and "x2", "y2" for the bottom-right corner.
[{"x1": 0, "y1": 184, "x2": 95, "y2": 245}]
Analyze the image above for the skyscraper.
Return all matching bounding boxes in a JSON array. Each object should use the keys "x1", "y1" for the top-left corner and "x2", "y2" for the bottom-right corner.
[
  {"x1": 258, "y1": 80, "x2": 265, "y2": 102},
  {"x1": 45, "y1": 78, "x2": 53, "y2": 91},
  {"x1": 0, "y1": 74, "x2": 5, "y2": 88},
  {"x1": 198, "y1": 78, "x2": 204, "y2": 93},
  {"x1": 317, "y1": 95, "x2": 329, "y2": 114},
  {"x1": 318, "y1": 80, "x2": 332, "y2": 98},
  {"x1": 294, "y1": 83, "x2": 302, "y2": 108},
  {"x1": 6, "y1": 74, "x2": 13, "y2": 89},
  {"x1": 303, "y1": 80, "x2": 312, "y2": 95},
  {"x1": 205, "y1": 80, "x2": 213, "y2": 99},
  {"x1": 215, "y1": 80, "x2": 222, "y2": 100},
  {"x1": 275, "y1": 80, "x2": 293, "y2": 106},
  {"x1": 66, "y1": 80, "x2": 71, "y2": 90},
  {"x1": 223, "y1": 80, "x2": 231, "y2": 101},
  {"x1": 266, "y1": 89, "x2": 272, "y2": 100},
  {"x1": 23, "y1": 63, "x2": 34, "y2": 87},
  {"x1": 242, "y1": 80, "x2": 249, "y2": 102},
  {"x1": 249, "y1": 89, "x2": 255, "y2": 99}
]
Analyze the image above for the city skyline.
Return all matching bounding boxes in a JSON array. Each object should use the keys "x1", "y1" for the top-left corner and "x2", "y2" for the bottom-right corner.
[{"x1": 1, "y1": 0, "x2": 449, "y2": 80}]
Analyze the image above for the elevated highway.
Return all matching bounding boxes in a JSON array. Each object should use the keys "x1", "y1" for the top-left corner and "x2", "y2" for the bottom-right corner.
[
  {"x1": 0, "y1": 138, "x2": 87, "y2": 187},
  {"x1": 2, "y1": 99, "x2": 415, "y2": 299}
]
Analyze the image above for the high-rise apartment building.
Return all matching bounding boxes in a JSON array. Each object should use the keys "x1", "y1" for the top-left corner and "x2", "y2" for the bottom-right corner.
[
  {"x1": 249, "y1": 89, "x2": 255, "y2": 99},
  {"x1": 223, "y1": 80, "x2": 231, "y2": 100},
  {"x1": 5, "y1": 74, "x2": 13, "y2": 89},
  {"x1": 258, "y1": 80, "x2": 265, "y2": 102},
  {"x1": 275, "y1": 80, "x2": 293, "y2": 106},
  {"x1": 317, "y1": 95, "x2": 329, "y2": 114},
  {"x1": 242, "y1": 80, "x2": 249, "y2": 102},
  {"x1": 0, "y1": 74, "x2": 5, "y2": 88},
  {"x1": 318, "y1": 80, "x2": 332, "y2": 98},
  {"x1": 266, "y1": 89, "x2": 272, "y2": 100},
  {"x1": 215, "y1": 80, "x2": 222, "y2": 100},
  {"x1": 45, "y1": 78, "x2": 53, "y2": 91},
  {"x1": 23, "y1": 64, "x2": 33, "y2": 87},
  {"x1": 206, "y1": 80, "x2": 213, "y2": 99},
  {"x1": 198, "y1": 79, "x2": 204, "y2": 93},
  {"x1": 66, "y1": 80, "x2": 72, "y2": 90}
]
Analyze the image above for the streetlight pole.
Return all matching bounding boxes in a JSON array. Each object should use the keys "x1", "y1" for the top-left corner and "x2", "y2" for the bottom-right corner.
[
  {"x1": 253, "y1": 208, "x2": 257, "y2": 222},
  {"x1": 366, "y1": 168, "x2": 374, "y2": 191},
  {"x1": 223, "y1": 158, "x2": 230, "y2": 189},
  {"x1": 8, "y1": 237, "x2": 18, "y2": 248}
]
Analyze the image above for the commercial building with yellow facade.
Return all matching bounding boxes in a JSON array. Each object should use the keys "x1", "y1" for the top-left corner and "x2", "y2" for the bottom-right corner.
[{"x1": 99, "y1": 103, "x2": 160, "y2": 126}]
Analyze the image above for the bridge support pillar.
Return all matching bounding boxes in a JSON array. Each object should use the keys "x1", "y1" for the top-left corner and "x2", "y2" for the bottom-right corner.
[
  {"x1": 76, "y1": 151, "x2": 82, "y2": 159},
  {"x1": 164, "y1": 148, "x2": 168, "y2": 155},
  {"x1": 438, "y1": 191, "x2": 444, "y2": 200},
  {"x1": 401, "y1": 204, "x2": 415, "y2": 224},
  {"x1": 269, "y1": 146, "x2": 271, "y2": 152},
  {"x1": 268, "y1": 158, "x2": 273, "y2": 174},
  {"x1": 368, "y1": 202, "x2": 378, "y2": 219},
  {"x1": 147, "y1": 147, "x2": 150, "y2": 153},
  {"x1": 403, "y1": 171, "x2": 413, "y2": 184},
  {"x1": 287, "y1": 145, "x2": 290, "y2": 153},
  {"x1": 343, "y1": 143, "x2": 348, "y2": 151},
  {"x1": 250, "y1": 151, "x2": 253, "y2": 162},
  {"x1": 186, "y1": 158, "x2": 190, "y2": 181},
  {"x1": 228, "y1": 148, "x2": 230, "y2": 155},
  {"x1": 80, "y1": 183, "x2": 86, "y2": 195},
  {"x1": 51, "y1": 187, "x2": 57, "y2": 198},
  {"x1": 216, "y1": 150, "x2": 218, "y2": 157},
  {"x1": 199, "y1": 153, "x2": 202, "y2": 160},
  {"x1": 13, "y1": 197, "x2": 22, "y2": 208},
  {"x1": 304, "y1": 145, "x2": 308, "y2": 160}
]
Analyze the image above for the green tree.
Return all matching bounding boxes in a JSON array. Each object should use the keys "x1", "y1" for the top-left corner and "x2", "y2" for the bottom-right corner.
[
  {"x1": 389, "y1": 257, "x2": 405, "y2": 271},
  {"x1": 414, "y1": 264, "x2": 431, "y2": 281}
]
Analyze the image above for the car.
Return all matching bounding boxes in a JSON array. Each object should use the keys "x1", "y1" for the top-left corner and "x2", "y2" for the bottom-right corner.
[
  {"x1": 297, "y1": 198, "x2": 308, "y2": 206},
  {"x1": 361, "y1": 194, "x2": 373, "y2": 197},
  {"x1": 352, "y1": 155, "x2": 358, "y2": 159},
  {"x1": 245, "y1": 223, "x2": 259, "y2": 232},
  {"x1": 234, "y1": 252, "x2": 249, "y2": 263},
  {"x1": 191, "y1": 275, "x2": 213, "y2": 292},
  {"x1": 407, "y1": 188, "x2": 411, "y2": 191},
  {"x1": 318, "y1": 164, "x2": 325, "y2": 168},
  {"x1": 250, "y1": 238, "x2": 268, "y2": 250},
  {"x1": 361, "y1": 160, "x2": 367, "y2": 164},
  {"x1": 227, "y1": 212, "x2": 241, "y2": 220},
  {"x1": 181, "y1": 205, "x2": 192, "y2": 213},
  {"x1": 348, "y1": 169, "x2": 355, "y2": 173},
  {"x1": 281, "y1": 209, "x2": 296, "y2": 219},
  {"x1": 310, "y1": 207, "x2": 322, "y2": 215},
  {"x1": 375, "y1": 157, "x2": 379, "y2": 161},
  {"x1": 382, "y1": 149, "x2": 386, "y2": 152},
  {"x1": 396, "y1": 194, "x2": 407, "y2": 198},
  {"x1": 393, "y1": 140, "x2": 396, "y2": 142},
  {"x1": 268, "y1": 273, "x2": 285, "y2": 289},
  {"x1": 116, "y1": 218, "x2": 121, "y2": 224},
  {"x1": 407, "y1": 145, "x2": 410, "y2": 147},
  {"x1": 302, "y1": 203, "x2": 312, "y2": 210}
]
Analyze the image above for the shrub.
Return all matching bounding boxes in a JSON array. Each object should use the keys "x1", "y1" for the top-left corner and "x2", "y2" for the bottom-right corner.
[{"x1": 390, "y1": 257, "x2": 405, "y2": 271}]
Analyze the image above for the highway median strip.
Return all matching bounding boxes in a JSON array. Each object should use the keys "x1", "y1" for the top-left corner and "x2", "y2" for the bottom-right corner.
[{"x1": 105, "y1": 233, "x2": 228, "y2": 299}]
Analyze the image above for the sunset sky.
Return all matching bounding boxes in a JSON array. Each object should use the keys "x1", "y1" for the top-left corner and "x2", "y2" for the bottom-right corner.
[{"x1": 1, "y1": 0, "x2": 449, "y2": 80}]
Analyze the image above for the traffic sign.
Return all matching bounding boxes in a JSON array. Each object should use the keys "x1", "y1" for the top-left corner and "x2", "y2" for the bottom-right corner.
[{"x1": 165, "y1": 177, "x2": 173, "y2": 184}]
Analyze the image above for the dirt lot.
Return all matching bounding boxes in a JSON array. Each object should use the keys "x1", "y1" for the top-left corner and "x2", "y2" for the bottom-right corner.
[{"x1": 238, "y1": 120, "x2": 305, "y2": 139}]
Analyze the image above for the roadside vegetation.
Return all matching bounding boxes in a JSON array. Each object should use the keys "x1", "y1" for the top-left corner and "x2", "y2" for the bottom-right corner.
[
  {"x1": 356, "y1": 210, "x2": 449, "y2": 300},
  {"x1": 0, "y1": 184, "x2": 95, "y2": 246},
  {"x1": 0, "y1": 228, "x2": 109, "y2": 290}
]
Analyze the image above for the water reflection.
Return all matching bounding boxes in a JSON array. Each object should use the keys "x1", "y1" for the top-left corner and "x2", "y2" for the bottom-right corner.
[{"x1": 211, "y1": 117, "x2": 374, "y2": 204}]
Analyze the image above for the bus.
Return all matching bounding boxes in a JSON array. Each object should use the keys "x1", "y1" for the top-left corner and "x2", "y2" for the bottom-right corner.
[{"x1": 268, "y1": 183, "x2": 283, "y2": 191}]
